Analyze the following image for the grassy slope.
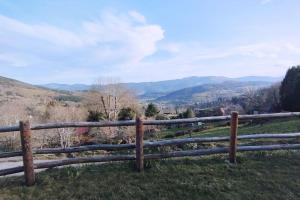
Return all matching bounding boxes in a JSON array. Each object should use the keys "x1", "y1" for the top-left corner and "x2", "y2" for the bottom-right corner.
[
  {"x1": 0, "y1": 151, "x2": 299, "y2": 200},
  {"x1": 159, "y1": 118, "x2": 300, "y2": 138}
]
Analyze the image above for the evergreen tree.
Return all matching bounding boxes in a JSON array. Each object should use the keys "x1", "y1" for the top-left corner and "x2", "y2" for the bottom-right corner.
[
  {"x1": 145, "y1": 103, "x2": 159, "y2": 117},
  {"x1": 280, "y1": 66, "x2": 300, "y2": 111},
  {"x1": 184, "y1": 108, "x2": 195, "y2": 118}
]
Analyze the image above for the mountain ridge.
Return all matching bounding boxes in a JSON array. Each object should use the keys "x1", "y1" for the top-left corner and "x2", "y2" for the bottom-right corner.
[{"x1": 41, "y1": 76, "x2": 282, "y2": 94}]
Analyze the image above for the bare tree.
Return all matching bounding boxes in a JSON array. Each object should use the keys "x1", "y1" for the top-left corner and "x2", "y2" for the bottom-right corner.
[
  {"x1": 83, "y1": 77, "x2": 139, "y2": 142},
  {"x1": 85, "y1": 77, "x2": 139, "y2": 121},
  {"x1": 42, "y1": 101, "x2": 87, "y2": 148}
]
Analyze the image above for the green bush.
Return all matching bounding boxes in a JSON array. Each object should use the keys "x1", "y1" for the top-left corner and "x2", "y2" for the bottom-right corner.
[
  {"x1": 87, "y1": 110, "x2": 106, "y2": 122},
  {"x1": 118, "y1": 107, "x2": 136, "y2": 120},
  {"x1": 178, "y1": 108, "x2": 195, "y2": 118}
]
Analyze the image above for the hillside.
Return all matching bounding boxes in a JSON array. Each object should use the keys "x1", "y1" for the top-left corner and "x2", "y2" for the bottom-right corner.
[
  {"x1": 0, "y1": 76, "x2": 59, "y2": 105},
  {"x1": 156, "y1": 81, "x2": 273, "y2": 103},
  {"x1": 0, "y1": 76, "x2": 83, "y2": 126}
]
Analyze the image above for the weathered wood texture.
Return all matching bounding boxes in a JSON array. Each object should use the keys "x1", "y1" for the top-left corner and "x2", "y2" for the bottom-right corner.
[
  {"x1": 20, "y1": 121, "x2": 35, "y2": 186},
  {"x1": 0, "y1": 151, "x2": 22, "y2": 158},
  {"x1": 1, "y1": 112, "x2": 300, "y2": 133},
  {"x1": 36, "y1": 155, "x2": 135, "y2": 169},
  {"x1": 0, "y1": 166, "x2": 24, "y2": 176},
  {"x1": 229, "y1": 112, "x2": 238, "y2": 163},
  {"x1": 135, "y1": 117, "x2": 144, "y2": 172},
  {"x1": 35, "y1": 143, "x2": 135, "y2": 154}
]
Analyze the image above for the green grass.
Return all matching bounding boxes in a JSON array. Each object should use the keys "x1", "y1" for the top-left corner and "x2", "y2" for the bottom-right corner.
[
  {"x1": 200, "y1": 119, "x2": 300, "y2": 137},
  {"x1": 0, "y1": 151, "x2": 300, "y2": 200},
  {"x1": 158, "y1": 118, "x2": 300, "y2": 139}
]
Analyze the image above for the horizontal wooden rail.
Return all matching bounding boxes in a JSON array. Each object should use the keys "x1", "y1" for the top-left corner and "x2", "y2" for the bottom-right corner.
[
  {"x1": 0, "y1": 166, "x2": 24, "y2": 176},
  {"x1": 0, "y1": 126, "x2": 19, "y2": 133},
  {"x1": 144, "y1": 112, "x2": 300, "y2": 125},
  {"x1": 35, "y1": 143, "x2": 135, "y2": 154},
  {"x1": 1, "y1": 112, "x2": 300, "y2": 133},
  {"x1": 1, "y1": 143, "x2": 300, "y2": 176},
  {"x1": 35, "y1": 155, "x2": 135, "y2": 169},
  {"x1": 1, "y1": 132, "x2": 300, "y2": 158},
  {"x1": 0, "y1": 151, "x2": 22, "y2": 158},
  {"x1": 145, "y1": 143, "x2": 300, "y2": 159},
  {"x1": 237, "y1": 143, "x2": 300, "y2": 151}
]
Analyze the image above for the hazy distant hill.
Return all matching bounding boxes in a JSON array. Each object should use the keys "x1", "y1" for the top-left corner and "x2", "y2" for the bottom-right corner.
[
  {"x1": 156, "y1": 81, "x2": 274, "y2": 104},
  {"x1": 41, "y1": 76, "x2": 282, "y2": 97},
  {"x1": 41, "y1": 83, "x2": 91, "y2": 91},
  {"x1": 125, "y1": 76, "x2": 232, "y2": 95}
]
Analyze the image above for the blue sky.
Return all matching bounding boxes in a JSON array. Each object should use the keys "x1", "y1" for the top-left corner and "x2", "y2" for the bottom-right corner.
[{"x1": 0, "y1": 0, "x2": 300, "y2": 84}]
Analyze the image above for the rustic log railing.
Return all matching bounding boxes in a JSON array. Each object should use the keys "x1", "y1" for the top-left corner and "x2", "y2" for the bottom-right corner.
[{"x1": 0, "y1": 112, "x2": 300, "y2": 186}]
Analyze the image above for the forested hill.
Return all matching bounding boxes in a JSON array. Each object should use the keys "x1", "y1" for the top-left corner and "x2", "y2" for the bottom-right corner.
[{"x1": 155, "y1": 81, "x2": 274, "y2": 103}]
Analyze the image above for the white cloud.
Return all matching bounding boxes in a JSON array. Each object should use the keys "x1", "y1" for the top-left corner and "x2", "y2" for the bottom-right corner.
[
  {"x1": 0, "y1": 15, "x2": 83, "y2": 48},
  {"x1": 128, "y1": 11, "x2": 146, "y2": 23},
  {"x1": 0, "y1": 11, "x2": 164, "y2": 69},
  {"x1": 115, "y1": 40, "x2": 300, "y2": 82}
]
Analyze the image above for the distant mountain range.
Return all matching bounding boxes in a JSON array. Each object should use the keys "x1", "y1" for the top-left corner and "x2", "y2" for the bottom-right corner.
[
  {"x1": 41, "y1": 76, "x2": 282, "y2": 93},
  {"x1": 0, "y1": 75, "x2": 283, "y2": 107},
  {"x1": 41, "y1": 83, "x2": 91, "y2": 91}
]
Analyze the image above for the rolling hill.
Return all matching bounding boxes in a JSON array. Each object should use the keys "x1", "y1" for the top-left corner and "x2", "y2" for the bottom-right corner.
[{"x1": 155, "y1": 81, "x2": 274, "y2": 104}]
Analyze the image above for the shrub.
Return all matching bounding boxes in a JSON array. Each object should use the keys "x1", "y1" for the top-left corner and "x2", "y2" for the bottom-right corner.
[
  {"x1": 155, "y1": 114, "x2": 170, "y2": 120},
  {"x1": 118, "y1": 107, "x2": 136, "y2": 120},
  {"x1": 87, "y1": 110, "x2": 106, "y2": 122},
  {"x1": 178, "y1": 108, "x2": 195, "y2": 118}
]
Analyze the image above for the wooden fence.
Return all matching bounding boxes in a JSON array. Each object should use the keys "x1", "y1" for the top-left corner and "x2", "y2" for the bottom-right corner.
[{"x1": 0, "y1": 112, "x2": 300, "y2": 186}]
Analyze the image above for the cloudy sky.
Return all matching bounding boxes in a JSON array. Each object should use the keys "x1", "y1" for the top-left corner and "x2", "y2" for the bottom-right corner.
[{"x1": 0, "y1": 0, "x2": 300, "y2": 84}]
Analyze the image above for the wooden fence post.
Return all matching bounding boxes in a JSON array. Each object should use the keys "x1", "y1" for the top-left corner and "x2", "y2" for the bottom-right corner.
[
  {"x1": 229, "y1": 112, "x2": 238, "y2": 164},
  {"x1": 135, "y1": 117, "x2": 144, "y2": 172},
  {"x1": 20, "y1": 121, "x2": 35, "y2": 186}
]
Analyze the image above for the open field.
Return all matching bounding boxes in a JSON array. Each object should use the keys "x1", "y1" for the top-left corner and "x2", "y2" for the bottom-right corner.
[{"x1": 0, "y1": 151, "x2": 299, "y2": 200}]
